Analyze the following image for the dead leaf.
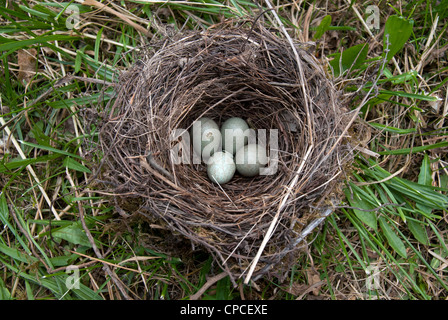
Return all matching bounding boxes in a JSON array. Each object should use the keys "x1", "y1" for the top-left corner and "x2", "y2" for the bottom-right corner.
[
  {"x1": 306, "y1": 269, "x2": 323, "y2": 296},
  {"x1": 282, "y1": 270, "x2": 324, "y2": 298},
  {"x1": 17, "y1": 48, "x2": 37, "y2": 85},
  {"x1": 284, "y1": 282, "x2": 309, "y2": 296}
]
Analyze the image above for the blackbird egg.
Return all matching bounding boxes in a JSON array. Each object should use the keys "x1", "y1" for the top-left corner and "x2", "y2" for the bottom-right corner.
[
  {"x1": 235, "y1": 143, "x2": 268, "y2": 177},
  {"x1": 207, "y1": 151, "x2": 236, "y2": 184},
  {"x1": 191, "y1": 117, "x2": 221, "y2": 161},
  {"x1": 221, "y1": 117, "x2": 250, "y2": 155}
]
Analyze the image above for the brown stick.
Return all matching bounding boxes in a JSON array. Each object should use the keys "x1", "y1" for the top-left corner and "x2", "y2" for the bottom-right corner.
[{"x1": 190, "y1": 272, "x2": 229, "y2": 300}]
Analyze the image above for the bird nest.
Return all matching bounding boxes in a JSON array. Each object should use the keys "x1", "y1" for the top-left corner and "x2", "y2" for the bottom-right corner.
[{"x1": 97, "y1": 20, "x2": 353, "y2": 284}]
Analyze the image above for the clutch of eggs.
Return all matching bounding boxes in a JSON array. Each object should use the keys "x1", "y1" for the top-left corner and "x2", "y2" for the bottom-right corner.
[{"x1": 191, "y1": 117, "x2": 268, "y2": 184}]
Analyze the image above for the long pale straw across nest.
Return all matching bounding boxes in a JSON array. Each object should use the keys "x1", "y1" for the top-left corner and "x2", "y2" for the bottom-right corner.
[{"x1": 97, "y1": 20, "x2": 353, "y2": 284}]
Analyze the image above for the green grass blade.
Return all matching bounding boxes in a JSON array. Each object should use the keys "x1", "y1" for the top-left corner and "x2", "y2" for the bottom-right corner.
[
  {"x1": 0, "y1": 278, "x2": 12, "y2": 300},
  {"x1": 0, "y1": 193, "x2": 32, "y2": 256},
  {"x1": 0, "y1": 154, "x2": 61, "y2": 174},
  {"x1": 0, "y1": 35, "x2": 79, "y2": 57},
  {"x1": 416, "y1": 154, "x2": 433, "y2": 214},
  {"x1": 0, "y1": 242, "x2": 38, "y2": 264},
  {"x1": 378, "y1": 89, "x2": 440, "y2": 102},
  {"x1": 378, "y1": 141, "x2": 448, "y2": 155},
  {"x1": 19, "y1": 140, "x2": 83, "y2": 160},
  {"x1": 379, "y1": 217, "x2": 407, "y2": 259},
  {"x1": 369, "y1": 122, "x2": 416, "y2": 134},
  {"x1": 94, "y1": 27, "x2": 103, "y2": 63},
  {"x1": 63, "y1": 157, "x2": 91, "y2": 173}
]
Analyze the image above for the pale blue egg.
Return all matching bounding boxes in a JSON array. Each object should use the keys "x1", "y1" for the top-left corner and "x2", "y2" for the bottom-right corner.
[
  {"x1": 235, "y1": 144, "x2": 268, "y2": 177},
  {"x1": 207, "y1": 151, "x2": 236, "y2": 184},
  {"x1": 221, "y1": 117, "x2": 250, "y2": 155},
  {"x1": 191, "y1": 117, "x2": 221, "y2": 161}
]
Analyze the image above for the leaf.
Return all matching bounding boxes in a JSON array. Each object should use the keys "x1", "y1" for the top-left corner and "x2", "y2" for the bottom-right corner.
[
  {"x1": 329, "y1": 43, "x2": 369, "y2": 76},
  {"x1": 215, "y1": 276, "x2": 232, "y2": 300},
  {"x1": 74, "y1": 50, "x2": 83, "y2": 73},
  {"x1": 1, "y1": 258, "x2": 102, "y2": 300},
  {"x1": 94, "y1": 27, "x2": 103, "y2": 62},
  {"x1": 418, "y1": 154, "x2": 432, "y2": 186},
  {"x1": 52, "y1": 223, "x2": 92, "y2": 248},
  {"x1": 361, "y1": 159, "x2": 448, "y2": 213},
  {"x1": 229, "y1": 0, "x2": 245, "y2": 17},
  {"x1": 378, "y1": 141, "x2": 448, "y2": 156},
  {"x1": 440, "y1": 174, "x2": 448, "y2": 189},
  {"x1": 0, "y1": 192, "x2": 9, "y2": 221},
  {"x1": 430, "y1": 248, "x2": 448, "y2": 269},
  {"x1": 49, "y1": 254, "x2": 76, "y2": 267},
  {"x1": 0, "y1": 154, "x2": 60, "y2": 174},
  {"x1": 374, "y1": 69, "x2": 417, "y2": 85},
  {"x1": 314, "y1": 15, "x2": 332, "y2": 40},
  {"x1": 344, "y1": 186, "x2": 378, "y2": 230},
  {"x1": 19, "y1": 5, "x2": 53, "y2": 21},
  {"x1": 369, "y1": 122, "x2": 416, "y2": 135},
  {"x1": 25, "y1": 281, "x2": 34, "y2": 300},
  {"x1": 64, "y1": 157, "x2": 91, "y2": 173},
  {"x1": 408, "y1": 220, "x2": 429, "y2": 245},
  {"x1": 29, "y1": 121, "x2": 51, "y2": 147},
  {"x1": 0, "y1": 35, "x2": 79, "y2": 58},
  {"x1": 366, "y1": 93, "x2": 392, "y2": 107},
  {"x1": 0, "y1": 278, "x2": 11, "y2": 300},
  {"x1": 379, "y1": 217, "x2": 407, "y2": 259},
  {"x1": 19, "y1": 140, "x2": 83, "y2": 160},
  {"x1": 378, "y1": 89, "x2": 440, "y2": 102},
  {"x1": 417, "y1": 154, "x2": 433, "y2": 214},
  {"x1": 17, "y1": 48, "x2": 37, "y2": 84},
  {"x1": 389, "y1": 70, "x2": 417, "y2": 85},
  {"x1": 0, "y1": 242, "x2": 37, "y2": 264},
  {"x1": 383, "y1": 15, "x2": 413, "y2": 62},
  {"x1": 47, "y1": 91, "x2": 113, "y2": 109}
]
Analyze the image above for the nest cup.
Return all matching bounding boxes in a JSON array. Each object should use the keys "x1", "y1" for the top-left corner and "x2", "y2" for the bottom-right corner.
[{"x1": 98, "y1": 21, "x2": 352, "y2": 282}]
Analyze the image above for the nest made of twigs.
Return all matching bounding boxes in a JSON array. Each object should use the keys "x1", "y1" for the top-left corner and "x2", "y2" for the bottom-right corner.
[{"x1": 97, "y1": 20, "x2": 352, "y2": 282}]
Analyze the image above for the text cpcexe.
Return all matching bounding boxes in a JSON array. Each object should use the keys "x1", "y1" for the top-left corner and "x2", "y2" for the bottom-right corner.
[{"x1": 224, "y1": 304, "x2": 268, "y2": 315}]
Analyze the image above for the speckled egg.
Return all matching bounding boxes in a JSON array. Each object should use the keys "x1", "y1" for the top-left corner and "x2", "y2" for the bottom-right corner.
[
  {"x1": 191, "y1": 117, "x2": 221, "y2": 160},
  {"x1": 220, "y1": 117, "x2": 250, "y2": 155},
  {"x1": 207, "y1": 151, "x2": 236, "y2": 184},
  {"x1": 235, "y1": 143, "x2": 268, "y2": 177}
]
